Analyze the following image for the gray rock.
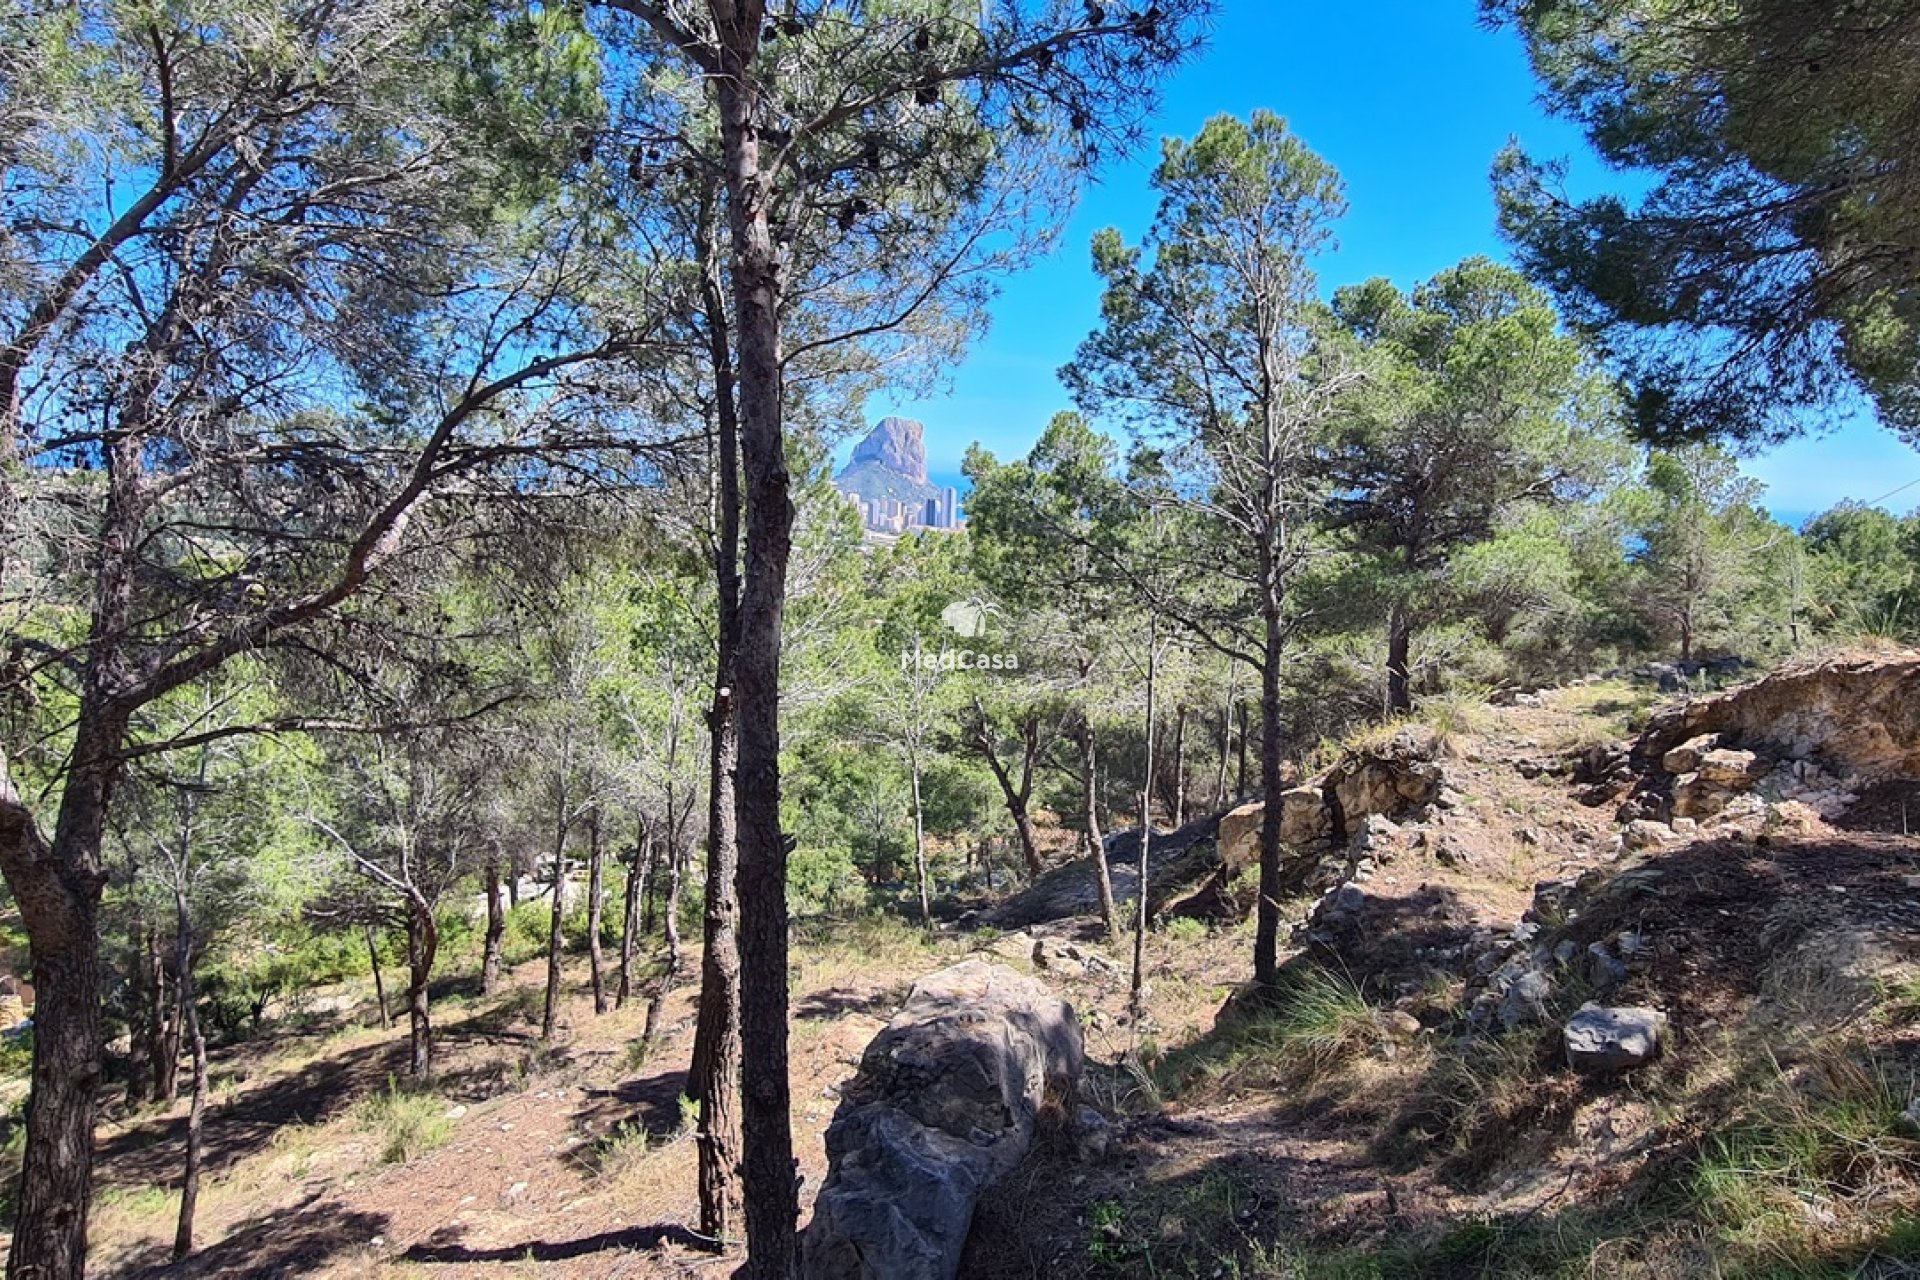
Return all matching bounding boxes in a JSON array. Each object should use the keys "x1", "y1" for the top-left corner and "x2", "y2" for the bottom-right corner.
[
  {"x1": 1074, "y1": 1105, "x2": 1113, "y2": 1161},
  {"x1": 803, "y1": 960, "x2": 1083, "y2": 1280},
  {"x1": 1585, "y1": 942, "x2": 1628, "y2": 991},
  {"x1": 1564, "y1": 1003, "x2": 1667, "y2": 1073},
  {"x1": 1660, "y1": 734, "x2": 1720, "y2": 775},
  {"x1": 1498, "y1": 967, "x2": 1554, "y2": 1029},
  {"x1": 1623, "y1": 819, "x2": 1677, "y2": 852}
]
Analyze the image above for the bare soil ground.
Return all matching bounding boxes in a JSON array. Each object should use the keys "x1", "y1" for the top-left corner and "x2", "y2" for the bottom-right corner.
[{"x1": 62, "y1": 680, "x2": 1920, "y2": 1277}]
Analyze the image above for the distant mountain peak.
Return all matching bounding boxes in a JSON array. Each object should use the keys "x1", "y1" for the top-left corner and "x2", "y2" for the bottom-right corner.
[{"x1": 845, "y1": 416, "x2": 928, "y2": 485}]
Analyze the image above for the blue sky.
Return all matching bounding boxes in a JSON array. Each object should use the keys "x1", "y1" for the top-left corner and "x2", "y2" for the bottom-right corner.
[{"x1": 863, "y1": 0, "x2": 1920, "y2": 526}]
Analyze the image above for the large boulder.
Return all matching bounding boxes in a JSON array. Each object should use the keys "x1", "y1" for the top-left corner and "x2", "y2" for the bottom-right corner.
[
  {"x1": 1217, "y1": 800, "x2": 1264, "y2": 872},
  {"x1": 1217, "y1": 788, "x2": 1332, "y2": 874},
  {"x1": 802, "y1": 960, "x2": 1083, "y2": 1280}
]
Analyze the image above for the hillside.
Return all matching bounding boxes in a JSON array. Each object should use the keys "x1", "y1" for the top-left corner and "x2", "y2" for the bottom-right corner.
[{"x1": 61, "y1": 656, "x2": 1920, "y2": 1277}]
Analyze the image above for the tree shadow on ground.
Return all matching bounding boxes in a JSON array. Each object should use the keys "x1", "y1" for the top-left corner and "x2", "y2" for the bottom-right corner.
[
  {"x1": 568, "y1": 1068, "x2": 687, "y2": 1149},
  {"x1": 402, "y1": 1222, "x2": 717, "y2": 1264},
  {"x1": 792, "y1": 985, "x2": 904, "y2": 1022},
  {"x1": 120, "y1": 1200, "x2": 392, "y2": 1278},
  {"x1": 427, "y1": 970, "x2": 485, "y2": 1003},
  {"x1": 97, "y1": 1035, "x2": 410, "y2": 1190}
]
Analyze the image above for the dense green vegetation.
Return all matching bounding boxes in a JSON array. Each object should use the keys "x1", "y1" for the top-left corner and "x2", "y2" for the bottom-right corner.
[{"x1": 1, "y1": 1, "x2": 1918, "y2": 1277}]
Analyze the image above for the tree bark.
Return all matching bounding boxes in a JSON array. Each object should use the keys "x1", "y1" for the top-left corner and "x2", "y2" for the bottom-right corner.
[
  {"x1": 170, "y1": 896, "x2": 206, "y2": 1261},
  {"x1": 1132, "y1": 628, "x2": 1158, "y2": 1013},
  {"x1": 908, "y1": 741, "x2": 931, "y2": 931},
  {"x1": 125, "y1": 928, "x2": 153, "y2": 1107},
  {"x1": 481, "y1": 854, "x2": 505, "y2": 997},
  {"x1": 144, "y1": 924, "x2": 170, "y2": 1104},
  {"x1": 1236, "y1": 701, "x2": 1249, "y2": 799},
  {"x1": 970, "y1": 712, "x2": 1044, "y2": 878},
  {"x1": 405, "y1": 897, "x2": 437, "y2": 1077},
  {"x1": 1170, "y1": 703, "x2": 1188, "y2": 828},
  {"x1": 618, "y1": 821, "x2": 648, "y2": 1009},
  {"x1": 714, "y1": 17, "x2": 801, "y2": 1269},
  {"x1": 1213, "y1": 681, "x2": 1233, "y2": 811},
  {"x1": 2, "y1": 748, "x2": 114, "y2": 1280},
  {"x1": 365, "y1": 924, "x2": 390, "y2": 1030},
  {"x1": 1253, "y1": 599, "x2": 1288, "y2": 989},
  {"x1": 1082, "y1": 724, "x2": 1117, "y2": 940},
  {"x1": 541, "y1": 851, "x2": 567, "y2": 1043},
  {"x1": 587, "y1": 806, "x2": 607, "y2": 1016},
  {"x1": 640, "y1": 830, "x2": 684, "y2": 1052},
  {"x1": 1386, "y1": 605, "x2": 1413, "y2": 714},
  {"x1": 688, "y1": 186, "x2": 745, "y2": 1241}
]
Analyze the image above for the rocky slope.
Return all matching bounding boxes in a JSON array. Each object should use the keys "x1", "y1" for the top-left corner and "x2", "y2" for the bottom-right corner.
[{"x1": 74, "y1": 650, "x2": 1920, "y2": 1279}]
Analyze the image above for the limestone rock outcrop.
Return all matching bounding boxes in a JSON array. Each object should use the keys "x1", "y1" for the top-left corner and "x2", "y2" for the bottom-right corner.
[
  {"x1": 802, "y1": 960, "x2": 1084, "y2": 1280},
  {"x1": 1635, "y1": 652, "x2": 1920, "y2": 782},
  {"x1": 1219, "y1": 728, "x2": 1444, "y2": 875}
]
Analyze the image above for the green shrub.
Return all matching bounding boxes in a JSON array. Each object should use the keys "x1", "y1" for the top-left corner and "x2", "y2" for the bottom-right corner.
[
  {"x1": 502, "y1": 901, "x2": 553, "y2": 967},
  {"x1": 1694, "y1": 1048, "x2": 1916, "y2": 1253},
  {"x1": 0, "y1": 1030, "x2": 31, "y2": 1082},
  {"x1": 354, "y1": 1076, "x2": 455, "y2": 1164},
  {"x1": 1165, "y1": 916, "x2": 1209, "y2": 944}
]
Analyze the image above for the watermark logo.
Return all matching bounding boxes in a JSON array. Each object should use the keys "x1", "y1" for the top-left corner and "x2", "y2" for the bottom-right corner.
[
  {"x1": 940, "y1": 598, "x2": 991, "y2": 638},
  {"x1": 901, "y1": 598, "x2": 1019, "y2": 673},
  {"x1": 901, "y1": 647, "x2": 1020, "y2": 672}
]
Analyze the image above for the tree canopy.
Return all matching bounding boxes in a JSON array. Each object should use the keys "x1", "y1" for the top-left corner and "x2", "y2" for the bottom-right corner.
[{"x1": 1488, "y1": 0, "x2": 1920, "y2": 446}]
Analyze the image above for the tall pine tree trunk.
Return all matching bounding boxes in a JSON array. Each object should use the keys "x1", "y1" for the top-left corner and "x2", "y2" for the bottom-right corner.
[
  {"x1": 125, "y1": 927, "x2": 153, "y2": 1106},
  {"x1": 689, "y1": 191, "x2": 744, "y2": 1243},
  {"x1": 641, "y1": 832, "x2": 684, "y2": 1052},
  {"x1": 974, "y1": 732, "x2": 1043, "y2": 878},
  {"x1": 1386, "y1": 605, "x2": 1413, "y2": 714},
  {"x1": 481, "y1": 855, "x2": 505, "y2": 997},
  {"x1": 2, "y1": 723, "x2": 119, "y2": 1280},
  {"x1": 715, "y1": 27, "x2": 801, "y2": 1271},
  {"x1": 170, "y1": 892, "x2": 206, "y2": 1261},
  {"x1": 909, "y1": 741, "x2": 931, "y2": 931},
  {"x1": 1132, "y1": 628, "x2": 1158, "y2": 1013},
  {"x1": 405, "y1": 897, "x2": 436, "y2": 1077},
  {"x1": 541, "y1": 850, "x2": 567, "y2": 1043},
  {"x1": 618, "y1": 821, "x2": 648, "y2": 1009},
  {"x1": 1170, "y1": 704, "x2": 1188, "y2": 828},
  {"x1": 365, "y1": 924, "x2": 389, "y2": 1030},
  {"x1": 1253, "y1": 590, "x2": 1288, "y2": 990},
  {"x1": 1213, "y1": 677, "x2": 1234, "y2": 810},
  {"x1": 587, "y1": 806, "x2": 607, "y2": 1016},
  {"x1": 145, "y1": 924, "x2": 170, "y2": 1102},
  {"x1": 1236, "y1": 701, "x2": 1250, "y2": 799},
  {"x1": 1082, "y1": 724, "x2": 1117, "y2": 940}
]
